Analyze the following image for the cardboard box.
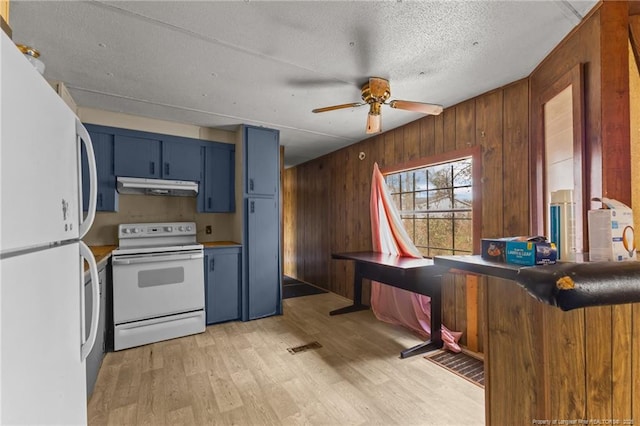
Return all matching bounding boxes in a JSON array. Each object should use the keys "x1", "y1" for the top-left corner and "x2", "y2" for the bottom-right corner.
[
  {"x1": 481, "y1": 238, "x2": 508, "y2": 262},
  {"x1": 482, "y1": 236, "x2": 557, "y2": 265},
  {"x1": 505, "y1": 240, "x2": 557, "y2": 266},
  {"x1": 588, "y1": 198, "x2": 636, "y2": 262}
]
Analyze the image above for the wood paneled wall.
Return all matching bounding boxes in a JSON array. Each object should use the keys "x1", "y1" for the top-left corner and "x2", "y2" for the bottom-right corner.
[
  {"x1": 1, "y1": 0, "x2": 10, "y2": 37},
  {"x1": 283, "y1": 78, "x2": 530, "y2": 352},
  {"x1": 285, "y1": 2, "x2": 638, "y2": 424},
  {"x1": 485, "y1": 3, "x2": 639, "y2": 424},
  {"x1": 1, "y1": 1, "x2": 9, "y2": 23}
]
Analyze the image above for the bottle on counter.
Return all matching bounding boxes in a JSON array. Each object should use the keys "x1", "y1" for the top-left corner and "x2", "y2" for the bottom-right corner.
[{"x1": 550, "y1": 189, "x2": 576, "y2": 261}]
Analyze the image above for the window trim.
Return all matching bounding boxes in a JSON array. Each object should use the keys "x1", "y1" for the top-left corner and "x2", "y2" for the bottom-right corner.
[
  {"x1": 381, "y1": 146, "x2": 482, "y2": 255},
  {"x1": 532, "y1": 63, "x2": 585, "y2": 253}
]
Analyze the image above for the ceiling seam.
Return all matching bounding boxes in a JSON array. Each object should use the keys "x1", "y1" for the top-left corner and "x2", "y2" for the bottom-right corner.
[
  {"x1": 70, "y1": 85, "x2": 357, "y2": 142},
  {"x1": 554, "y1": 0, "x2": 583, "y2": 24},
  {"x1": 90, "y1": 0, "x2": 352, "y2": 86}
]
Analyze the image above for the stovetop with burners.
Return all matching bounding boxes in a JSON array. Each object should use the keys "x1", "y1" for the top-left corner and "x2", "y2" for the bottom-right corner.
[{"x1": 113, "y1": 222, "x2": 203, "y2": 255}]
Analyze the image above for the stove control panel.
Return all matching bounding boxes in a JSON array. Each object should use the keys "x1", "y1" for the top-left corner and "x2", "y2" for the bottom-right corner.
[{"x1": 118, "y1": 222, "x2": 196, "y2": 239}]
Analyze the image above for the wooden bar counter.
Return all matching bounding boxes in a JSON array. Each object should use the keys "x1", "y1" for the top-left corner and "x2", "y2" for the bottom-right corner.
[{"x1": 433, "y1": 255, "x2": 640, "y2": 425}]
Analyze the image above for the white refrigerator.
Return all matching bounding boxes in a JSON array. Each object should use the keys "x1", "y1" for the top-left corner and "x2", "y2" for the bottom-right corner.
[{"x1": 0, "y1": 29, "x2": 100, "y2": 424}]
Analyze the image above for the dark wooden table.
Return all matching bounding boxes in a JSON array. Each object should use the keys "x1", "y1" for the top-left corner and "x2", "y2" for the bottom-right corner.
[{"x1": 331, "y1": 251, "x2": 445, "y2": 358}]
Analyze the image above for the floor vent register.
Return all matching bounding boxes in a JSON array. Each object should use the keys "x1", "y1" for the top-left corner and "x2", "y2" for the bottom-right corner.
[
  {"x1": 425, "y1": 350, "x2": 485, "y2": 388},
  {"x1": 287, "y1": 341, "x2": 323, "y2": 355}
]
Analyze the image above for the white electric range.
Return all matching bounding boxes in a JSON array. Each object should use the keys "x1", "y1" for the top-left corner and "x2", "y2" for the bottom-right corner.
[{"x1": 111, "y1": 222, "x2": 205, "y2": 351}]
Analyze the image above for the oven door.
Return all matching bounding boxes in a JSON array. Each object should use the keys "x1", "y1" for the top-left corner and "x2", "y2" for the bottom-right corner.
[{"x1": 112, "y1": 249, "x2": 204, "y2": 324}]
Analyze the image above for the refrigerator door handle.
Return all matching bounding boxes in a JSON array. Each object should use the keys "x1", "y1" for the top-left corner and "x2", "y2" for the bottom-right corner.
[
  {"x1": 76, "y1": 119, "x2": 97, "y2": 238},
  {"x1": 80, "y1": 241, "x2": 100, "y2": 361}
]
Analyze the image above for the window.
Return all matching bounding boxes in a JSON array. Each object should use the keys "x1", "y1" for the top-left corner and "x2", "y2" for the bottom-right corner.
[{"x1": 385, "y1": 157, "x2": 473, "y2": 257}]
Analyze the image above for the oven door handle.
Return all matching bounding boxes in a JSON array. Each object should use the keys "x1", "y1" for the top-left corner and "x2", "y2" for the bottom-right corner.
[{"x1": 112, "y1": 252, "x2": 204, "y2": 265}]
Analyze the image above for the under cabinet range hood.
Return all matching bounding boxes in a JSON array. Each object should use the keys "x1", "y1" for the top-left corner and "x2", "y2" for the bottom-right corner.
[{"x1": 116, "y1": 177, "x2": 198, "y2": 197}]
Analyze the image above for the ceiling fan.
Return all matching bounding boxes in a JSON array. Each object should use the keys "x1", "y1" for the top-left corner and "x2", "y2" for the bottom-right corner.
[{"x1": 312, "y1": 77, "x2": 443, "y2": 134}]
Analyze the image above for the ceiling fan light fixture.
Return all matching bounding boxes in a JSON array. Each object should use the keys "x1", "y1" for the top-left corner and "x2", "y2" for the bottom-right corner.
[
  {"x1": 312, "y1": 76, "x2": 442, "y2": 134},
  {"x1": 16, "y1": 44, "x2": 45, "y2": 75},
  {"x1": 366, "y1": 103, "x2": 382, "y2": 134},
  {"x1": 366, "y1": 113, "x2": 381, "y2": 134}
]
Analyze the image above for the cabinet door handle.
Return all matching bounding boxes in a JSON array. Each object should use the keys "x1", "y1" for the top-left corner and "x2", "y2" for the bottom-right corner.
[
  {"x1": 98, "y1": 193, "x2": 103, "y2": 208},
  {"x1": 165, "y1": 163, "x2": 170, "y2": 175},
  {"x1": 250, "y1": 200, "x2": 255, "y2": 213},
  {"x1": 150, "y1": 161, "x2": 155, "y2": 175},
  {"x1": 210, "y1": 258, "x2": 215, "y2": 271},
  {"x1": 249, "y1": 179, "x2": 254, "y2": 191},
  {"x1": 208, "y1": 197, "x2": 212, "y2": 209}
]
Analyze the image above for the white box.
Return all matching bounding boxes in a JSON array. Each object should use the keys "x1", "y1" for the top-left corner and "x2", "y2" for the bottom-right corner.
[{"x1": 588, "y1": 198, "x2": 636, "y2": 262}]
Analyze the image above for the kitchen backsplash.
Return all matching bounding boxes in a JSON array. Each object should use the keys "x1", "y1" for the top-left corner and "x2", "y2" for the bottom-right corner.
[{"x1": 83, "y1": 194, "x2": 237, "y2": 245}]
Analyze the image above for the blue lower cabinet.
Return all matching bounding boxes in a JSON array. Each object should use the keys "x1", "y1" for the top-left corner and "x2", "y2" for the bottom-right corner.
[
  {"x1": 204, "y1": 247, "x2": 241, "y2": 325},
  {"x1": 245, "y1": 197, "x2": 281, "y2": 320}
]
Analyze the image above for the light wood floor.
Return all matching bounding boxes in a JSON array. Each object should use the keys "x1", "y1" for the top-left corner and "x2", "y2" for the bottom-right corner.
[{"x1": 88, "y1": 292, "x2": 484, "y2": 425}]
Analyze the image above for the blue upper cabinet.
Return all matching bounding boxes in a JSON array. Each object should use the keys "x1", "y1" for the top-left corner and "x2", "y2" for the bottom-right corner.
[
  {"x1": 114, "y1": 134, "x2": 162, "y2": 179},
  {"x1": 201, "y1": 143, "x2": 235, "y2": 213},
  {"x1": 245, "y1": 126, "x2": 279, "y2": 196},
  {"x1": 114, "y1": 132, "x2": 203, "y2": 182},
  {"x1": 81, "y1": 125, "x2": 118, "y2": 212},
  {"x1": 162, "y1": 140, "x2": 202, "y2": 182},
  {"x1": 81, "y1": 124, "x2": 235, "y2": 213}
]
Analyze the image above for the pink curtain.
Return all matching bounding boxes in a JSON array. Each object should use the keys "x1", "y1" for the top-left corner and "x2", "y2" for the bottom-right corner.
[{"x1": 369, "y1": 162, "x2": 462, "y2": 353}]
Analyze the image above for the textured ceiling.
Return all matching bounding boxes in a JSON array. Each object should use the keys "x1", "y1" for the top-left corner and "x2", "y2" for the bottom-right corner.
[{"x1": 10, "y1": 1, "x2": 597, "y2": 167}]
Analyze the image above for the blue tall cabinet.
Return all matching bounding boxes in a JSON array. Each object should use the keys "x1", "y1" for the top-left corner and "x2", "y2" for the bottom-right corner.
[{"x1": 242, "y1": 125, "x2": 282, "y2": 321}]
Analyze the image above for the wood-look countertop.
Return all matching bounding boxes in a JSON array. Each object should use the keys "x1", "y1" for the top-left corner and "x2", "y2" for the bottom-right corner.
[
  {"x1": 201, "y1": 241, "x2": 242, "y2": 248},
  {"x1": 91, "y1": 245, "x2": 117, "y2": 264},
  {"x1": 85, "y1": 245, "x2": 117, "y2": 272}
]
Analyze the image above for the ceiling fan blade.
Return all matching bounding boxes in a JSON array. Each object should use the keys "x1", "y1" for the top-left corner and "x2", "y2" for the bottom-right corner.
[
  {"x1": 389, "y1": 100, "x2": 444, "y2": 115},
  {"x1": 312, "y1": 102, "x2": 365, "y2": 113}
]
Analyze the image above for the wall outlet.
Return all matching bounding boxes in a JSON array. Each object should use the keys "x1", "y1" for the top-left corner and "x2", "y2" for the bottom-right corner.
[{"x1": 205, "y1": 225, "x2": 212, "y2": 234}]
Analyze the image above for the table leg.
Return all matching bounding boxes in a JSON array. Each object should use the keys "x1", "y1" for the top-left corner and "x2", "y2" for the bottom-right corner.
[
  {"x1": 329, "y1": 262, "x2": 369, "y2": 315},
  {"x1": 400, "y1": 275, "x2": 443, "y2": 358},
  {"x1": 431, "y1": 275, "x2": 442, "y2": 345}
]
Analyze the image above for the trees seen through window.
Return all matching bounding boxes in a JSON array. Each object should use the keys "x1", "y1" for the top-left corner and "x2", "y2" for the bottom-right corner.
[{"x1": 385, "y1": 158, "x2": 473, "y2": 257}]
